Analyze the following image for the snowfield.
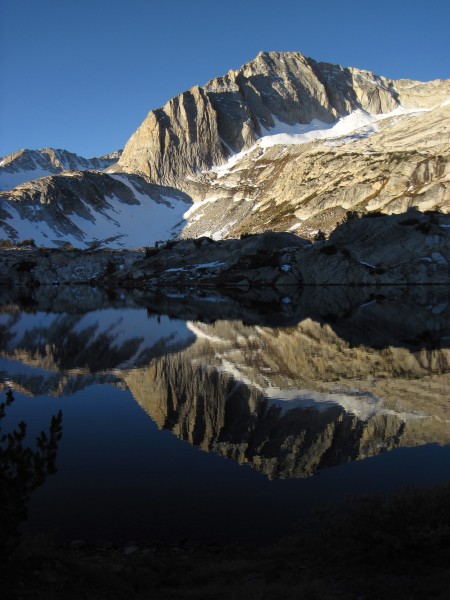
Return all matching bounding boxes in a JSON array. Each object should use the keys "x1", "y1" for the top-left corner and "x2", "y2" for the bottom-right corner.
[
  {"x1": 1, "y1": 174, "x2": 191, "y2": 248},
  {"x1": 210, "y1": 105, "x2": 430, "y2": 178},
  {"x1": 0, "y1": 168, "x2": 57, "y2": 192}
]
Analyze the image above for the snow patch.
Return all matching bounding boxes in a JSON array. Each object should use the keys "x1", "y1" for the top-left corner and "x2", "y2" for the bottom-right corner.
[
  {"x1": 207, "y1": 105, "x2": 431, "y2": 179},
  {"x1": 164, "y1": 261, "x2": 225, "y2": 273},
  {"x1": 1, "y1": 174, "x2": 192, "y2": 249},
  {"x1": 187, "y1": 322, "x2": 229, "y2": 344},
  {"x1": 266, "y1": 386, "x2": 426, "y2": 421},
  {"x1": 0, "y1": 168, "x2": 56, "y2": 191},
  {"x1": 258, "y1": 107, "x2": 429, "y2": 149}
]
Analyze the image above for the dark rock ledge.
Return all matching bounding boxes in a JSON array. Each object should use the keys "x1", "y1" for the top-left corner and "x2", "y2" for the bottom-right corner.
[{"x1": 1, "y1": 211, "x2": 449, "y2": 288}]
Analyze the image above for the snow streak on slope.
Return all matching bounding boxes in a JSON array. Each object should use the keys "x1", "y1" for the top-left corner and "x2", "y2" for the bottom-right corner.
[
  {"x1": 211, "y1": 106, "x2": 430, "y2": 178},
  {"x1": 57, "y1": 175, "x2": 190, "y2": 248}
]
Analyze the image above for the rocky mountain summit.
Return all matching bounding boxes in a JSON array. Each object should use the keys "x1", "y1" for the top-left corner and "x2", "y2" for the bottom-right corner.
[
  {"x1": 0, "y1": 147, "x2": 122, "y2": 191},
  {"x1": 0, "y1": 51, "x2": 449, "y2": 248},
  {"x1": 116, "y1": 51, "x2": 450, "y2": 188}
]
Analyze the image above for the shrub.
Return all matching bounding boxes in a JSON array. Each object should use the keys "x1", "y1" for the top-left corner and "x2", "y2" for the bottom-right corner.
[
  {"x1": 105, "y1": 260, "x2": 116, "y2": 275},
  {"x1": 0, "y1": 390, "x2": 63, "y2": 557},
  {"x1": 14, "y1": 260, "x2": 37, "y2": 272},
  {"x1": 399, "y1": 218, "x2": 420, "y2": 226},
  {"x1": 416, "y1": 222, "x2": 431, "y2": 234},
  {"x1": 144, "y1": 246, "x2": 160, "y2": 258},
  {"x1": 342, "y1": 210, "x2": 359, "y2": 223},
  {"x1": 313, "y1": 230, "x2": 326, "y2": 242},
  {"x1": 362, "y1": 211, "x2": 386, "y2": 219}
]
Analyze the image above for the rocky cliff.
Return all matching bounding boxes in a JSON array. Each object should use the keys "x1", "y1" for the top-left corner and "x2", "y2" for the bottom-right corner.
[{"x1": 116, "y1": 51, "x2": 450, "y2": 188}]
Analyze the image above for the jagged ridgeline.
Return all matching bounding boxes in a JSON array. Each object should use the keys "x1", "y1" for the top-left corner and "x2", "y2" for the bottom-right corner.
[
  {"x1": 0, "y1": 51, "x2": 449, "y2": 247},
  {"x1": 116, "y1": 51, "x2": 450, "y2": 184}
]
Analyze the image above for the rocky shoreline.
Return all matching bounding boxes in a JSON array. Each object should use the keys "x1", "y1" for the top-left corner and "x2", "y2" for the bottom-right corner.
[{"x1": 1, "y1": 210, "x2": 449, "y2": 289}]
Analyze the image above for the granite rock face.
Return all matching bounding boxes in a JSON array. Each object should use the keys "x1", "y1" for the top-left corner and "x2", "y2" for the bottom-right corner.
[
  {"x1": 1, "y1": 51, "x2": 449, "y2": 247},
  {"x1": 180, "y1": 103, "x2": 450, "y2": 241},
  {"x1": 116, "y1": 51, "x2": 450, "y2": 188}
]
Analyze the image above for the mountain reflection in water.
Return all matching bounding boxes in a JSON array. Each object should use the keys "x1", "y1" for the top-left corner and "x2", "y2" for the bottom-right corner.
[{"x1": 0, "y1": 285, "x2": 449, "y2": 541}]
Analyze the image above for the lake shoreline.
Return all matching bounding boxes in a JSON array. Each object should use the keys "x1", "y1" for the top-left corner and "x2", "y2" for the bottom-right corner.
[
  {"x1": 3, "y1": 482, "x2": 450, "y2": 600},
  {"x1": 1, "y1": 211, "x2": 449, "y2": 289}
]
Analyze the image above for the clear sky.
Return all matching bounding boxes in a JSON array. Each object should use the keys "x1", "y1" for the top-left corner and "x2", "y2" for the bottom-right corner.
[{"x1": 1, "y1": 0, "x2": 449, "y2": 159}]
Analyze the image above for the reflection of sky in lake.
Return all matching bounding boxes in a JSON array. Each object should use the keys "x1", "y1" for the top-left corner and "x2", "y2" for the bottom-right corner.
[
  {"x1": 4, "y1": 386, "x2": 450, "y2": 544},
  {"x1": 1, "y1": 299, "x2": 449, "y2": 543}
]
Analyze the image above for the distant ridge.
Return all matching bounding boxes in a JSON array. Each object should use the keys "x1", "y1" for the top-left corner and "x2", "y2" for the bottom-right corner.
[{"x1": 0, "y1": 147, "x2": 122, "y2": 191}]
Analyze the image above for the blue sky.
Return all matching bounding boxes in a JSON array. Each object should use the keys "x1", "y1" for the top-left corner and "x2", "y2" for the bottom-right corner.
[{"x1": 1, "y1": 0, "x2": 449, "y2": 158}]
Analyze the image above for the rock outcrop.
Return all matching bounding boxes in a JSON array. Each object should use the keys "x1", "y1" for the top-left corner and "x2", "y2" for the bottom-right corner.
[
  {"x1": 1, "y1": 213, "x2": 448, "y2": 287},
  {"x1": 116, "y1": 51, "x2": 450, "y2": 188}
]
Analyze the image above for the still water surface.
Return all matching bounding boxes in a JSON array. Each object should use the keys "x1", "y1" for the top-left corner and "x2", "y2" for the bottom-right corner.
[{"x1": 1, "y1": 286, "x2": 449, "y2": 543}]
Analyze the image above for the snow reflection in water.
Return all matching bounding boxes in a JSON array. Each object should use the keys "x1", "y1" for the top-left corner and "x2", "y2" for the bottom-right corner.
[{"x1": 0, "y1": 287, "x2": 449, "y2": 542}]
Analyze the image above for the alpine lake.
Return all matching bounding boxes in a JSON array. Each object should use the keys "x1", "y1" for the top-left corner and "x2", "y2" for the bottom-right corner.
[{"x1": 1, "y1": 283, "x2": 449, "y2": 545}]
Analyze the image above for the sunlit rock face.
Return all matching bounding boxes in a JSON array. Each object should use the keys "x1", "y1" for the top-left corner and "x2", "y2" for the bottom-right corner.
[
  {"x1": 117, "y1": 51, "x2": 450, "y2": 187},
  {"x1": 1, "y1": 51, "x2": 449, "y2": 246},
  {"x1": 116, "y1": 50, "x2": 450, "y2": 242},
  {"x1": 177, "y1": 103, "x2": 450, "y2": 241}
]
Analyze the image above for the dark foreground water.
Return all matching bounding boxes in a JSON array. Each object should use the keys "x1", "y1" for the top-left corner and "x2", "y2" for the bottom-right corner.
[{"x1": 1, "y1": 285, "x2": 449, "y2": 543}]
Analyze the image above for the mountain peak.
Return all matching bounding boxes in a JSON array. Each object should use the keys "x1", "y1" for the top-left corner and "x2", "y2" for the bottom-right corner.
[
  {"x1": 0, "y1": 51, "x2": 449, "y2": 249},
  {"x1": 0, "y1": 147, "x2": 122, "y2": 191}
]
